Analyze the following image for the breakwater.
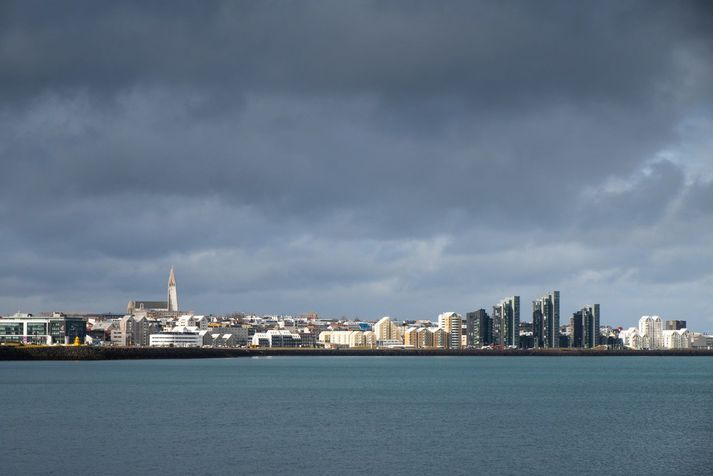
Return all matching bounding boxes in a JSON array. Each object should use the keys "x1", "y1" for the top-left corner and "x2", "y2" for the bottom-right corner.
[{"x1": 1, "y1": 346, "x2": 712, "y2": 360}]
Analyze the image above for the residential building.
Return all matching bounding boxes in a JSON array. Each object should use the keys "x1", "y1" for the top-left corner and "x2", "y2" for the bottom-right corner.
[
  {"x1": 661, "y1": 329, "x2": 690, "y2": 349},
  {"x1": 374, "y1": 316, "x2": 403, "y2": 345},
  {"x1": 430, "y1": 328, "x2": 449, "y2": 349},
  {"x1": 438, "y1": 312, "x2": 462, "y2": 349},
  {"x1": 582, "y1": 304, "x2": 600, "y2": 348},
  {"x1": 619, "y1": 327, "x2": 642, "y2": 350},
  {"x1": 466, "y1": 309, "x2": 492, "y2": 348},
  {"x1": 639, "y1": 315, "x2": 663, "y2": 350},
  {"x1": 570, "y1": 311, "x2": 583, "y2": 348},
  {"x1": 111, "y1": 315, "x2": 158, "y2": 346},
  {"x1": 403, "y1": 327, "x2": 420, "y2": 348},
  {"x1": 493, "y1": 296, "x2": 520, "y2": 347},
  {"x1": 417, "y1": 328, "x2": 433, "y2": 348},
  {"x1": 532, "y1": 291, "x2": 559, "y2": 348},
  {"x1": 570, "y1": 305, "x2": 600, "y2": 348}
]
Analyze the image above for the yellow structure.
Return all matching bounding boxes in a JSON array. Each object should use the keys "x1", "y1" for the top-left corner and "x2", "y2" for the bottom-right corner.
[{"x1": 374, "y1": 316, "x2": 403, "y2": 343}]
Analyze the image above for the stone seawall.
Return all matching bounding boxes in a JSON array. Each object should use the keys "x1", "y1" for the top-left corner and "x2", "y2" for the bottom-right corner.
[{"x1": 1, "y1": 346, "x2": 712, "y2": 360}]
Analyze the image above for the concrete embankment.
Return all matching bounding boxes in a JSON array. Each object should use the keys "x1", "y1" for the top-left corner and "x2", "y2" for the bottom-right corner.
[{"x1": 1, "y1": 346, "x2": 712, "y2": 360}]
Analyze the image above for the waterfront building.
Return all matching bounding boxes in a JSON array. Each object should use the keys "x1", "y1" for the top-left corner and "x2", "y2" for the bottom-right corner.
[
  {"x1": 570, "y1": 311, "x2": 583, "y2": 348},
  {"x1": 149, "y1": 331, "x2": 201, "y2": 347},
  {"x1": 348, "y1": 331, "x2": 366, "y2": 348},
  {"x1": 111, "y1": 315, "x2": 159, "y2": 346},
  {"x1": 638, "y1": 316, "x2": 663, "y2": 350},
  {"x1": 582, "y1": 304, "x2": 600, "y2": 348},
  {"x1": 363, "y1": 331, "x2": 377, "y2": 348},
  {"x1": 619, "y1": 327, "x2": 642, "y2": 350},
  {"x1": 374, "y1": 316, "x2": 403, "y2": 345},
  {"x1": 86, "y1": 319, "x2": 114, "y2": 342},
  {"x1": 318, "y1": 330, "x2": 372, "y2": 348},
  {"x1": 493, "y1": 296, "x2": 520, "y2": 347},
  {"x1": 532, "y1": 307, "x2": 544, "y2": 348},
  {"x1": 403, "y1": 327, "x2": 420, "y2": 348},
  {"x1": 689, "y1": 333, "x2": 713, "y2": 349},
  {"x1": 665, "y1": 320, "x2": 687, "y2": 331},
  {"x1": 251, "y1": 329, "x2": 302, "y2": 347},
  {"x1": 438, "y1": 312, "x2": 462, "y2": 349},
  {"x1": 532, "y1": 291, "x2": 559, "y2": 348},
  {"x1": 661, "y1": 329, "x2": 690, "y2": 349},
  {"x1": 204, "y1": 327, "x2": 249, "y2": 347},
  {"x1": 430, "y1": 328, "x2": 448, "y2": 349},
  {"x1": 465, "y1": 309, "x2": 492, "y2": 348},
  {"x1": 174, "y1": 314, "x2": 208, "y2": 330},
  {"x1": 0, "y1": 312, "x2": 86, "y2": 345},
  {"x1": 569, "y1": 305, "x2": 600, "y2": 348},
  {"x1": 417, "y1": 327, "x2": 433, "y2": 348}
]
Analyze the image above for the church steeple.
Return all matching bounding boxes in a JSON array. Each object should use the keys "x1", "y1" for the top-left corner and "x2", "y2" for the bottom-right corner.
[{"x1": 167, "y1": 267, "x2": 179, "y2": 312}]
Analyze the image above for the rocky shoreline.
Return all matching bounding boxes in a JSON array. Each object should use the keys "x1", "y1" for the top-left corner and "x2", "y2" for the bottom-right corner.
[{"x1": 1, "y1": 346, "x2": 712, "y2": 360}]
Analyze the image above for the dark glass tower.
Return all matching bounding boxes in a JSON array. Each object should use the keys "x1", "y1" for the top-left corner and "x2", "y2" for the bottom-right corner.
[
  {"x1": 466, "y1": 309, "x2": 492, "y2": 347},
  {"x1": 532, "y1": 291, "x2": 560, "y2": 348}
]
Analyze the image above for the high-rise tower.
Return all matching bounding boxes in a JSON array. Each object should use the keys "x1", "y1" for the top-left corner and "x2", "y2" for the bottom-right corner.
[
  {"x1": 438, "y1": 312, "x2": 463, "y2": 349},
  {"x1": 532, "y1": 291, "x2": 559, "y2": 348},
  {"x1": 493, "y1": 296, "x2": 520, "y2": 347},
  {"x1": 167, "y1": 267, "x2": 179, "y2": 312}
]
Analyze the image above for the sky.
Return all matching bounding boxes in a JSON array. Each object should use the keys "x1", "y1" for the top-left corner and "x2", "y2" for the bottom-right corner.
[{"x1": 1, "y1": 1, "x2": 712, "y2": 330}]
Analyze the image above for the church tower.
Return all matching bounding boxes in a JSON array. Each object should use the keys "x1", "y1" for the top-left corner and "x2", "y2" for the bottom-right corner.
[{"x1": 167, "y1": 267, "x2": 179, "y2": 312}]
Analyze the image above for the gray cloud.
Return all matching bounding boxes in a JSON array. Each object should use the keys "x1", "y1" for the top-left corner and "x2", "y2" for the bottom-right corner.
[{"x1": 1, "y1": 1, "x2": 712, "y2": 330}]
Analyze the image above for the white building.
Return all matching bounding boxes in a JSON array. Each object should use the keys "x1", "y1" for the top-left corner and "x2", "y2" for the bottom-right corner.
[
  {"x1": 251, "y1": 329, "x2": 302, "y2": 347},
  {"x1": 619, "y1": 327, "x2": 642, "y2": 350},
  {"x1": 639, "y1": 316, "x2": 663, "y2": 349},
  {"x1": 174, "y1": 315, "x2": 208, "y2": 330},
  {"x1": 149, "y1": 331, "x2": 201, "y2": 347},
  {"x1": 318, "y1": 330, "x2": 372, "y2": 348},
  {"x1": 374, "y1": 316, "x2": 403, "y2": 345},
  {"x1": 661, "y1": 329, "x2": 690, "y2": 349},
  {"x1": 437, "y1": 312, "x2": 463, "y2": 349}
]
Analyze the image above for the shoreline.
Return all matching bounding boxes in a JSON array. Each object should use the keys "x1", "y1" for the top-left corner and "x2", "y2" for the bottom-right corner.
[{"x1": 1, "y1": 346, "x2": 713, "y2": 361}]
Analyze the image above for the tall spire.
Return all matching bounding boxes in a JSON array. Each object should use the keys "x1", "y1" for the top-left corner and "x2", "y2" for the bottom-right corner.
[
  {"x1": 167, "y1": 266, "x2": 179, "y2": 312},
  {"x1": 168, "y1": 266, "x2": 176, "y2": 287}
]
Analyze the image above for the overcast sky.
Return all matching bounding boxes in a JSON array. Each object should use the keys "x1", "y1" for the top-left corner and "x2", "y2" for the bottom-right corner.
[{"x1": 1, "y1": 1, "x2": 712, "y2": 329}]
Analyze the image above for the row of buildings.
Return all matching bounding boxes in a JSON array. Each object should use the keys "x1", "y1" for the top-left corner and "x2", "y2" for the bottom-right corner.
[
  {"x1": 1, "y1": 270, "x2": 711, "y2": 350},
  {"x1": 618, "y1": 316, "x2": 711, "y2": 350}
]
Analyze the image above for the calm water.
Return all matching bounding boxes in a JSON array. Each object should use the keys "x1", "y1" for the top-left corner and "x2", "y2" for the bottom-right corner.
[{"x1": 1, "y1": 356, "x2": 712, "y2": 475}]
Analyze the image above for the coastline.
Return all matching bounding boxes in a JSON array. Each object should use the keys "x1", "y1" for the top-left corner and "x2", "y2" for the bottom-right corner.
[{"x1": 1, "y1": 346, "x2": 712, "y2": 361}]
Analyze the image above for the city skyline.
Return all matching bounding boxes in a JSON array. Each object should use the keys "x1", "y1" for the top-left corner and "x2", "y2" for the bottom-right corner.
[
  {"x1": 1, "y1": 1, "x2": 713, "y2": 330},
  {"x1": 0, "y1": 266, "x2": 709, "y2": 333}
]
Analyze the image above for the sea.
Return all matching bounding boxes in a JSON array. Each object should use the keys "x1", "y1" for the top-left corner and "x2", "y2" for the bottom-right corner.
[{"x1": 1, "y1": 356, "x2": 712, "y2": 475}]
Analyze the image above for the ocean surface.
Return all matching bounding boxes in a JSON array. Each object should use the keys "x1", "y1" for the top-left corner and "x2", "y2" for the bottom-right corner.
[{"x1": 1, "y1": 356, "x2": 712, "y2": 476}]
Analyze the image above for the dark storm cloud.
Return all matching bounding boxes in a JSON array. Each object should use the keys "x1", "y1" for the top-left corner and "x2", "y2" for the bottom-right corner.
[
  {"x1": 1, "y1": 1, "x2": 712, "y2": 329},
  {"x1": 1, "y1": 1, "x2": 711, "y2": 105}
]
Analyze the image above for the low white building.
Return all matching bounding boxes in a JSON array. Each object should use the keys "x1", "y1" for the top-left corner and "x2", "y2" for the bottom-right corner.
[
  {"x1": 619, "y1": 327, "x2": 642, "y2": 350},
  {"x1": 661, "y1": 329, "x2": 690, "y2": 349},
  {"x1": 175, "y1": 315, "x2": 209, "y2": 330},
  {"x1": 251, "y1": 329, "x2": 302, "y2": 348},
  {"x1": 318, "y1": 330, "x2": 375, "y2": 348},
  {"x1": 149, "y1": 331, "x2": 202, "y2": 347}
]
